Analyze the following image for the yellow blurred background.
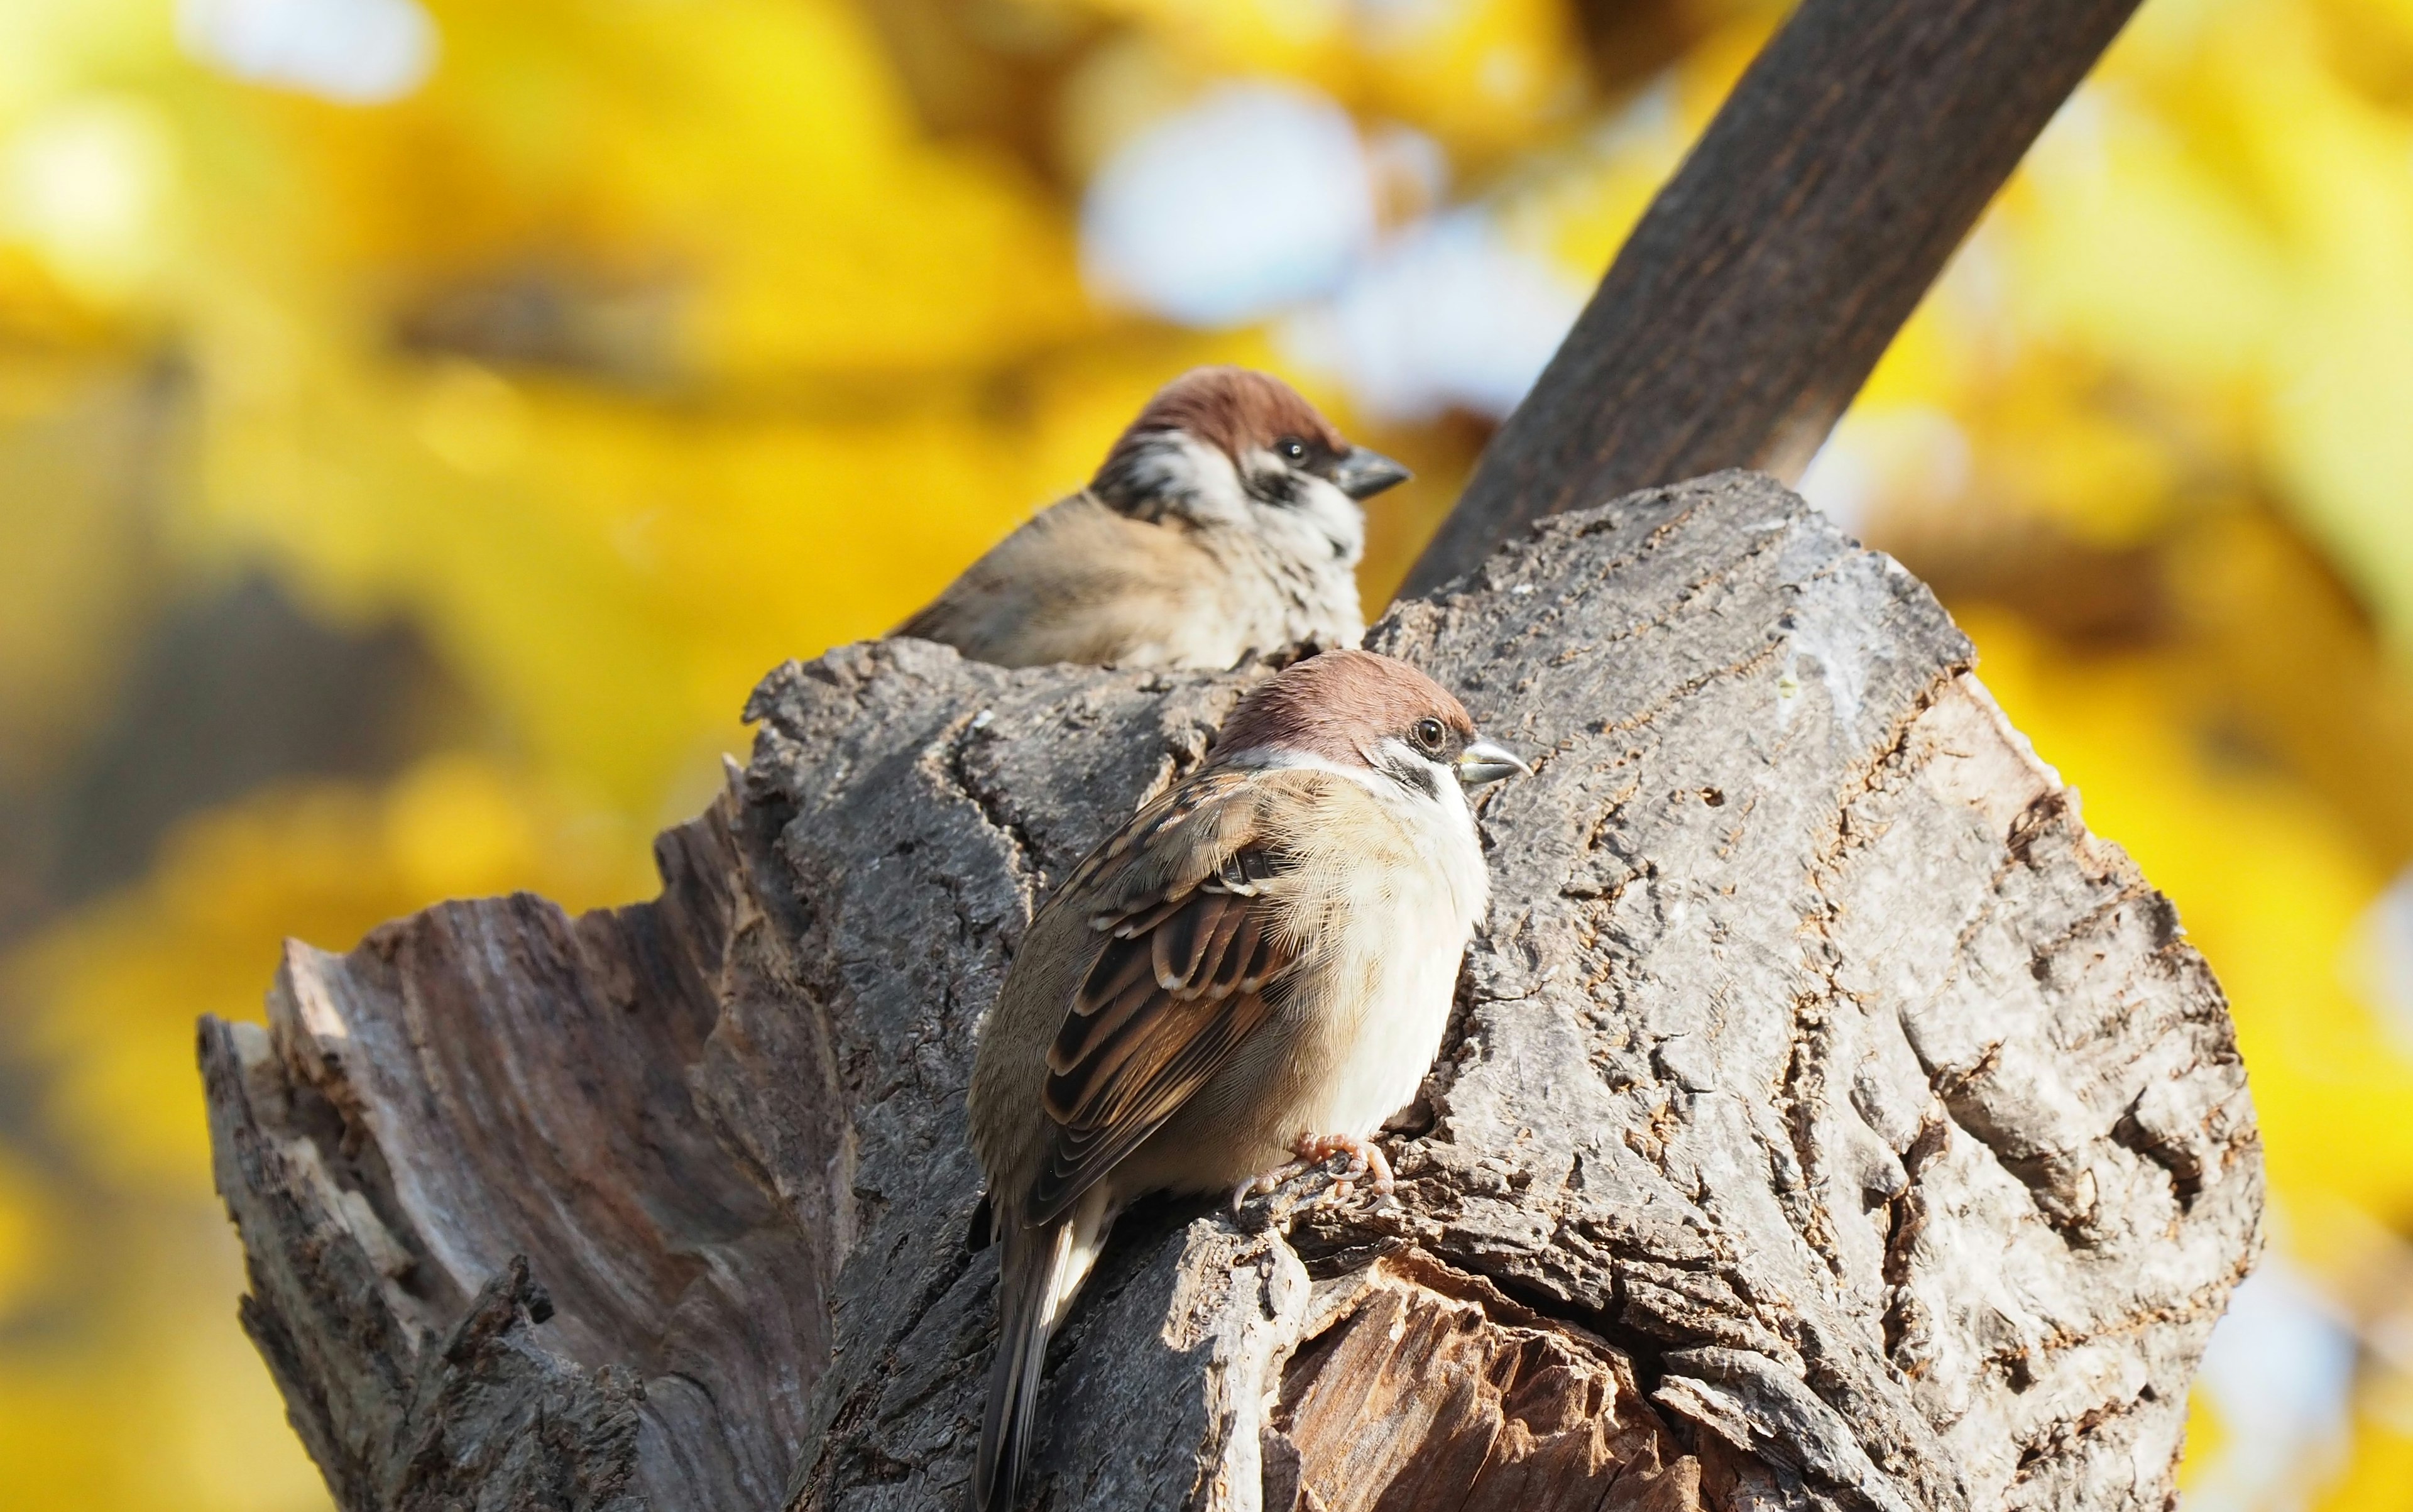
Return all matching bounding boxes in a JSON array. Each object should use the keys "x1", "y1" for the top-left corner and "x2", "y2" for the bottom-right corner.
[{"x1": 4, "y1": 0, "x2": 2412, "y2": 1506}]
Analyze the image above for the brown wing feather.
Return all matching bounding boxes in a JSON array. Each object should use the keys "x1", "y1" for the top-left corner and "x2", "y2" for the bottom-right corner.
[{"x1": 1022, "y1": 773, "x2": 1301, "y2": 1226}]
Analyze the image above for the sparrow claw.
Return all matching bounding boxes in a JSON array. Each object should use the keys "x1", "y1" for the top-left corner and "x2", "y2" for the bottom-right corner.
[
  {"x1": 1292, "y1": 1133, "x2": 1395, "y2": 1202},
  {"x1": 1231, "y1": 1161, "x2": 1310, "y2": 1214},
  {"x1": 1233, "y1": 1133, "x2": 1397, "y2": 1217}
]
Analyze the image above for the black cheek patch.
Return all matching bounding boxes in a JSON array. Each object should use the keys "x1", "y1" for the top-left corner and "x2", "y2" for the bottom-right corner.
[
  {"x1": 1253, "y1": 470, "x2": 1302, "y2": 509},
  {"x1": 1386, "y1": 756, "x2": 1441, "y2": 801}
]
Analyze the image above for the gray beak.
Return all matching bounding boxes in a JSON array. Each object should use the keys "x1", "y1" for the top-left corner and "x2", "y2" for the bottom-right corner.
[
  {"x1": 1330, "y1": 446, "x2": 1411, "y2": 501},
  {"x1": 1456, "y1": 738, "x2": 1530, "y2": 787}
]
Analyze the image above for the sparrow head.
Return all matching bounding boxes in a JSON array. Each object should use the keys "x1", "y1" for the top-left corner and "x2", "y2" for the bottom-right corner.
[
  {"x1": 1209, "y1": 649, "x2": 1529, "y2": 797},
  {"x1": 1090, "y1": 367, "x2": 1409, "y2": 565}
]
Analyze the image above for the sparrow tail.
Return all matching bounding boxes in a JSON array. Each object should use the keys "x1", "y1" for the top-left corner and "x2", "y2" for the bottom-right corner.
[{"x1": 973, "y1": 1217, "x2": 1070, "y2": 1512}]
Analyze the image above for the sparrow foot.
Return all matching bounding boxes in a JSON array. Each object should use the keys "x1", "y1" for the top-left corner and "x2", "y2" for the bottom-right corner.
[
  {"x1": 1232, "y1": 1164, "x2": 1298, "y2": 1213},
  {"x1": 1230, "y1": 1134, "x2": 1395, "y2": 1216}
]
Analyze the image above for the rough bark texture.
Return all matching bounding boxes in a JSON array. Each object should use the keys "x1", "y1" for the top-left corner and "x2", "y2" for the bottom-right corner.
[
  {"x1": 1402, "y1": 0, "x2": 2143, "y2": 595},
  {"x1": 203, "y1": 473, "x2": 2260, "y2": 1512}
]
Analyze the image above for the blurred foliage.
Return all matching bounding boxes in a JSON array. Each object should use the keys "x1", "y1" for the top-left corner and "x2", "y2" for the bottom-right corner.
[{"x1": 3, "y1": 0, "x2": 2412, "y2": 1507}]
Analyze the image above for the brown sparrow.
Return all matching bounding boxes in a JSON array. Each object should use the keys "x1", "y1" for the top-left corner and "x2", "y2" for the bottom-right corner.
[
  {"x1": 963, "y1": 649, "x2": 1528, "y2": 1509},
  {"x1": 896, "y1": 367, "x2": 1409, "y2": 669}
]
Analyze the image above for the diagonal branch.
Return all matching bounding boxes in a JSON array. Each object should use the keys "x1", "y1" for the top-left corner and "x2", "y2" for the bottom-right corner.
[{"x1": 1403, "y1": 0, "x2": 2143, "y2": 594}]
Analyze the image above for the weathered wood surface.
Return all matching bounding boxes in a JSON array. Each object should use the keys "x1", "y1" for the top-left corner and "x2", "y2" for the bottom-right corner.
[
  {"x1": 202, "y1": 472, "x2": 2260, "y2": 1512},
  {"x1": 1403, "y1": 0, "x2": 2143, "y2": 594}
]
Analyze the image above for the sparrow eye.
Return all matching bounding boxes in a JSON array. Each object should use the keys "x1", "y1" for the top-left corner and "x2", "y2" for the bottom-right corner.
[
  {"x1": 1412, "y1": 717, "x2": 1446, "y2": 754},
  {"x1": 1276, "y1": 437, "x2": 1307, "y2": 464}
]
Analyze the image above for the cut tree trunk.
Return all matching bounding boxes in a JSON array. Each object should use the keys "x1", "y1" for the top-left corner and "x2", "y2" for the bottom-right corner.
[{"x1": 202, "y1": 473, "x2": 2259, "y2": 1512}]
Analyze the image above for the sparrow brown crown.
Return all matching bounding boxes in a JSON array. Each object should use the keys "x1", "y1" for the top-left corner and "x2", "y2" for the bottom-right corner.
[
  {"x1": 1094, "y1": 366, "x2": 1349, "y2": 482},
  {"x1": 1210, "y1": 649, "x2": 1475, "y2": 769}
]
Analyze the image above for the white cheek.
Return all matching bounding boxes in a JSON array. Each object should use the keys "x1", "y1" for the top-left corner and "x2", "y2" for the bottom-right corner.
[
  {"x1": 1294, "y1": 477, "x2": 1366, "y2": 558},
  {"x1": 1119, "y1": 433, "x2": 1251, "y2": 522},
  {"x1": 1176, "y1": 440, "x2": 1251, "y2": 523},
  {"x1": 1430, "y1": 760, "x2": 1471, "y2": 824}
]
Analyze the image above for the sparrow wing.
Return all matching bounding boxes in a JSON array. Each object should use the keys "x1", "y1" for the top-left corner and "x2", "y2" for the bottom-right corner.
[
  {"x1": 1023, "y1": 769, "x2": 1305, "y2": 1225},
  {"x1": 891, "y1": 497, "x2": 1185, "y2": 669}
]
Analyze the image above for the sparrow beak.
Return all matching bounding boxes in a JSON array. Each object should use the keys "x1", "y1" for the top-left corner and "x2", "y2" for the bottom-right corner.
[
  {"x1": 1330, "y1": 446, "x2": 1412, "y2": 501},
  {"x1": 1456, "y1": 738, "x2": 1530, "y2": 787}
]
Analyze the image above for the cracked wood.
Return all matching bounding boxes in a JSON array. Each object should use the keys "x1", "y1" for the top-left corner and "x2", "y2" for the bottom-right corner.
[{"x1": 201, "y1": 471, "x2": 2260, "y2": 1512}]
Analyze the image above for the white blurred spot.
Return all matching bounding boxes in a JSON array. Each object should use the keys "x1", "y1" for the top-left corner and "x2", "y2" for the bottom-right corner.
[
  {"x1": 1081, "y1": 82, "x2": 1376, "y2": 328},
  {"x1": 1935, "y1": 217, "x2": 2011, "y2": 330},
  {"x1": 2189, "y1": 1263, "x2": 2356, "y2": 1512},
  {"x1": 1, "y1": 97, "x2": 177, "y2": 299},
  {"x1": 1797, "y1": 433, "x2": 1874, "y2": 533},
  {"x1": 1282, "y1": 209, "x2": 1583, "y2": 422},
  {"x1": 178, "y1": 0, "x2": 437, "y2": 106},
  {"x1": 2030, "y1": 82, "x2": 2113, "y2": 189},
  {"x1": 1589, "y1": 74, "x2": 1680, "y2": 156},
  {"x1": 1354, "y1": 0, "x2": 1460, "y2": 43},
  {"x1": 2352, "y1": 865, "x2": 2413, "y2": 1056},
  {"x1": 1476, "y1": 45, "x2": 1529, "y2": 102},
  {"x1": 1364, "y1": 121, "x2": 1448, "y2": 229},
  {"x1": 1798, "y1": 407, "x2": 1974, "y2": 534}
]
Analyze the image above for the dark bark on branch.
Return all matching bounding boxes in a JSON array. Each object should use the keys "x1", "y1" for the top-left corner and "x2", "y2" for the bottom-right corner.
[
  {"x1": 1403, "y1": 0, "x2": 2143, "y2": 594},
  {"x1": 204, "y1": 473, "x2": 2259, "y2": 1512}
]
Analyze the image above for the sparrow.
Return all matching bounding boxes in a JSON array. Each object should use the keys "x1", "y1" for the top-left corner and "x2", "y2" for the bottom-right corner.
[
  {"x1": 963, "y1": 649, "x2": 1528, "y2": 1510},
  {"x1": 896, "y1": 367, "x2": 1410, "y2": 670}
]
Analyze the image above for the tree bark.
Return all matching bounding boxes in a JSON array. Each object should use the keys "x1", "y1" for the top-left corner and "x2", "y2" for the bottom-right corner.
[
  {"x1": 1402, "y1": 0, "x2": 2143, "y2": 595},
  {"x1": 203, "y1": 472, "x2": 2259, "y2": 1512}
]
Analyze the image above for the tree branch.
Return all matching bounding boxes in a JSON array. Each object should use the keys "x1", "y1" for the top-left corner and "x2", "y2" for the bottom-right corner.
[
  {"x1": 204, "y1": 473, "x2": 2259, "y2": 1511},
  {"x1": 1403, "y1": 0, "x2": 2143, "y2": 594}
]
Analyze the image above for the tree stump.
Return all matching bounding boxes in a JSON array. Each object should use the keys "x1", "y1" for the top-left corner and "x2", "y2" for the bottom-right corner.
[{"x1": 201, "y1": 473, "x2": 2260, "y2": 1512}]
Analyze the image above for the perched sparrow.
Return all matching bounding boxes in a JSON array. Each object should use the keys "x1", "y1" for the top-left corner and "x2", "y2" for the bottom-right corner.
[
  {"x1": 964, "y1": 649, "x2": 1528, "y2": 1509},
  {"x1": 897, "y1": 367, "x2": 1409, "y2": 670}
]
